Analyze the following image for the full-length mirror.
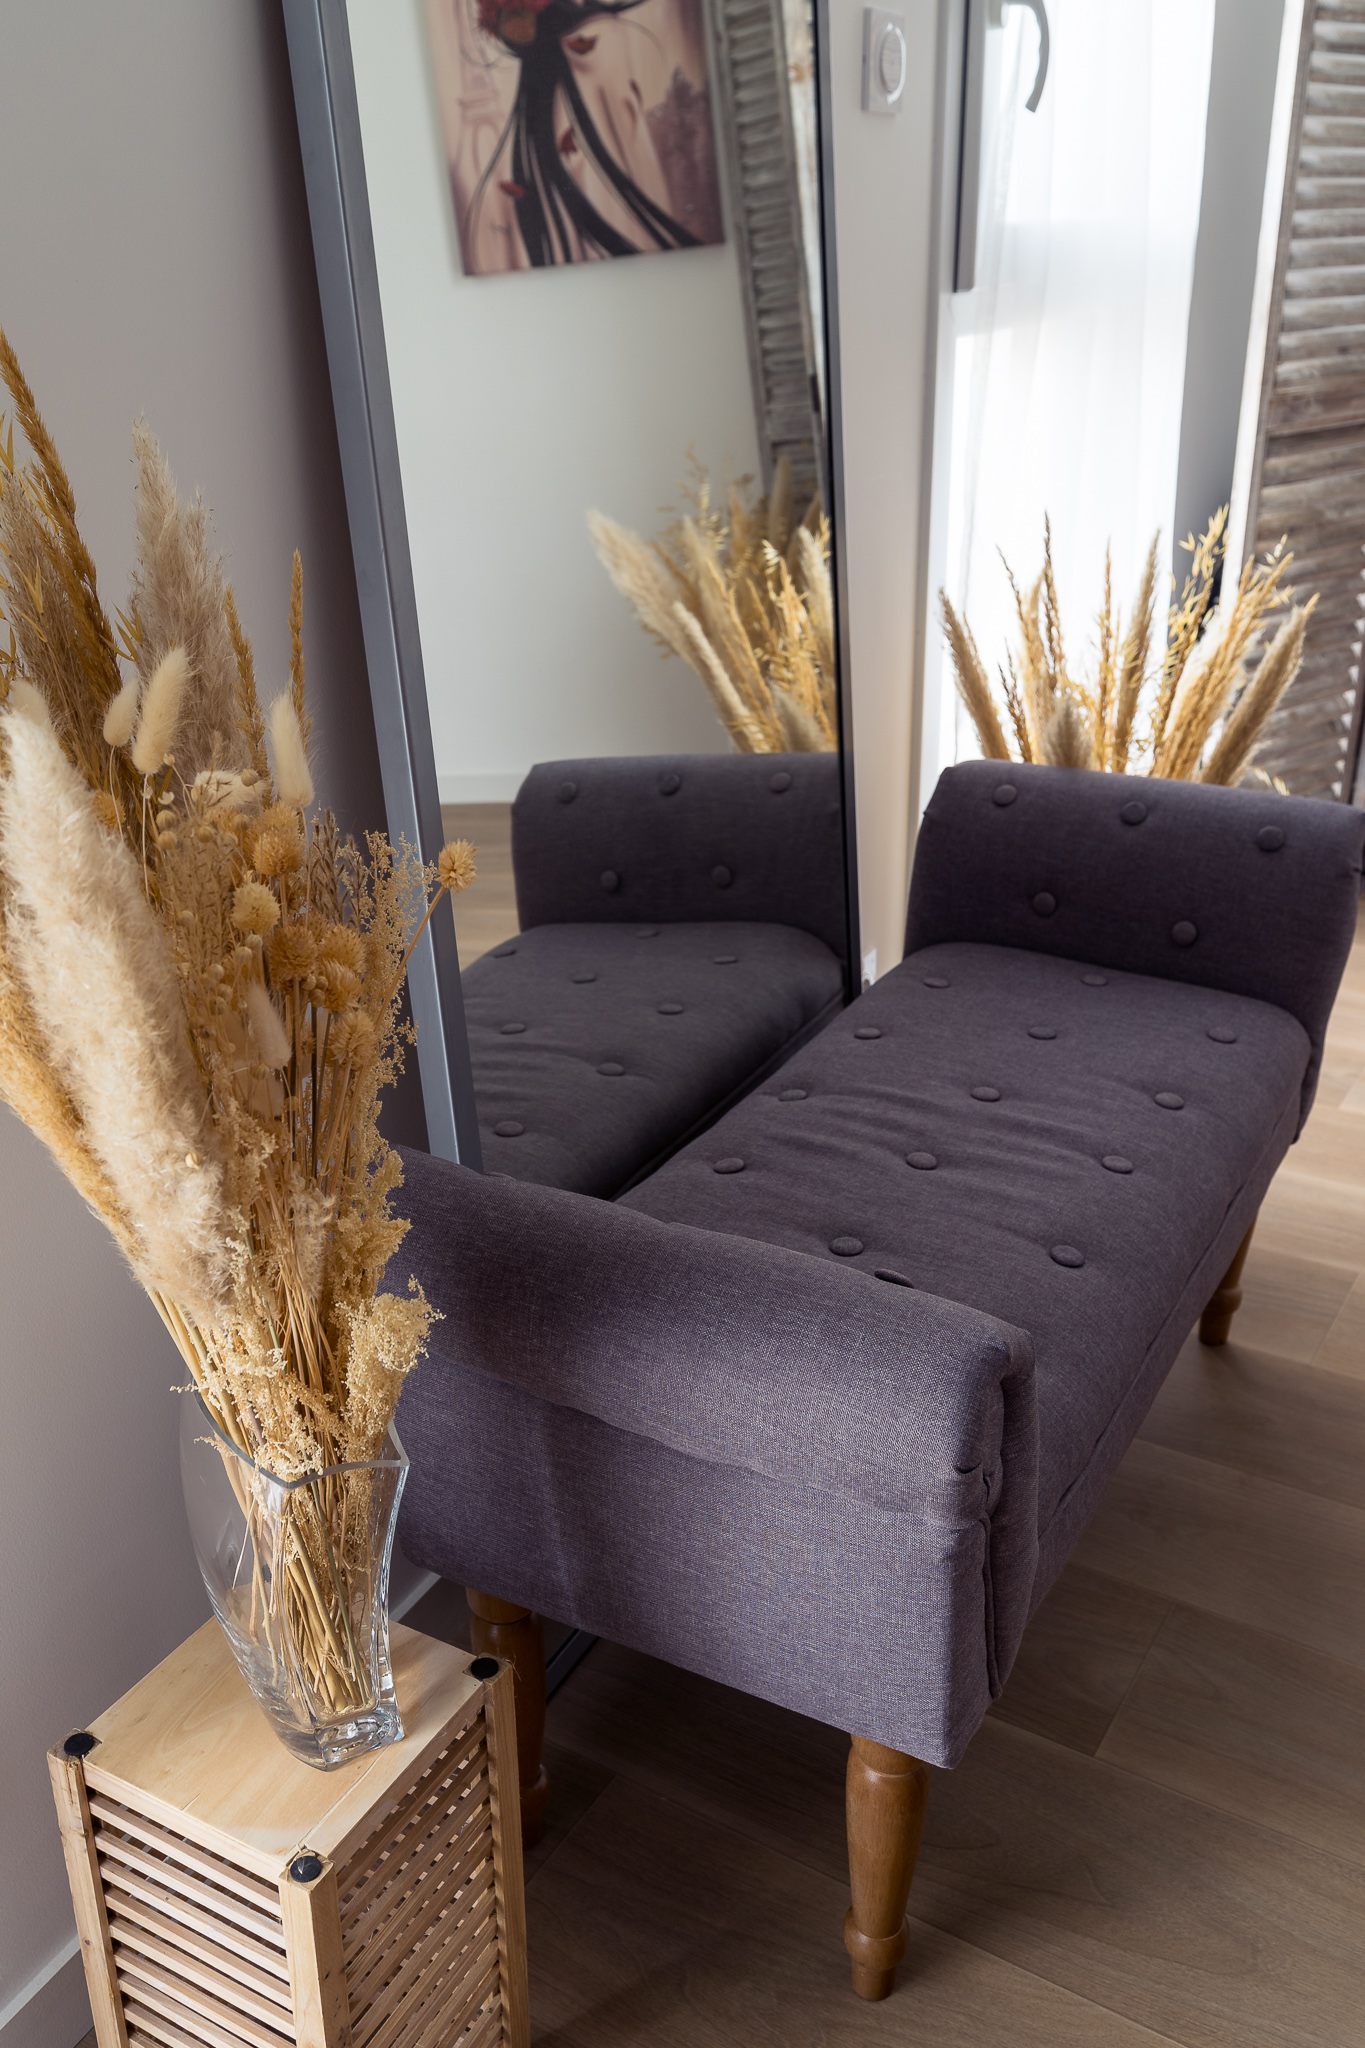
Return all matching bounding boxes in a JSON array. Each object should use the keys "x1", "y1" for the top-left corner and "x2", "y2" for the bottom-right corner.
[{"x1": 288, "y1": 0, "x2": 854, "y2": 1196}]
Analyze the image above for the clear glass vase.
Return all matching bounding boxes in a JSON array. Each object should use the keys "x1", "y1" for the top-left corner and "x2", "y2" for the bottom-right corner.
[{"x1": 180, "y1": 1390, "x2": 408, "y2": 1770}]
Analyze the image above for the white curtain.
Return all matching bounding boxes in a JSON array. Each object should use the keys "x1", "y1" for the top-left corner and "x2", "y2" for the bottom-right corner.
[{"x1": 935, "y1": 0, "x2": 1216, "y2": 775}]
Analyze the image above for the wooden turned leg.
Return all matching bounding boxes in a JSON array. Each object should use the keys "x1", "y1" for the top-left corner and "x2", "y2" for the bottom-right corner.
[
  {"x1": 1200, "y1": 1219, "x2": 1256, "y2": 1347},
  {"x1": 843, "y1": 1736, "x2": 929, "y2": 2001},
  {"x1": 466, "y1": 1590, "x2": 549, "y2": 1848}
]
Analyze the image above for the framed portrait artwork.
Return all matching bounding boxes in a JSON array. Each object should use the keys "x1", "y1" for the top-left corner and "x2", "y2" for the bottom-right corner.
[{"x1": 423, "y1": 0, "x2": 726, "y2": 272}]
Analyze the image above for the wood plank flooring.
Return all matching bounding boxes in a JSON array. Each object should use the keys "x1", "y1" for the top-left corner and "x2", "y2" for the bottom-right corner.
[
  {"x1": 76, "y1": 917, "x2": 1365, "y2": 2048},
  {"x1": 441, "y1": 801, "x2": 518, "y2": 964}
]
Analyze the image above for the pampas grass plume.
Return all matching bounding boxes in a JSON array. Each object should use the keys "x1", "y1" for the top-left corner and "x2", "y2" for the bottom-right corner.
[
  {"x1": 131, "y1": 645, "x2": 189, "y2": 775},
  {"x1": 102, "y1": 673, "x2": 140, "y2": 749},
  {"x1": 268, "y1": 692, "x2": 313, "y2": 809}
]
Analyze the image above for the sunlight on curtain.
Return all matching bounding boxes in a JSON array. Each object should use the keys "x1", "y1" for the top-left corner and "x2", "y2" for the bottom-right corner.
[{"x1": 934, "y1": 0, "x2": 1216, "y2": 776}]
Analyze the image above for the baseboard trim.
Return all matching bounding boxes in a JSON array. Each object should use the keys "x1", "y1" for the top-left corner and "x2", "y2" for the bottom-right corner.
[
  {"x1": 438, "y1": 771, "x2": 523, "y2": 804},
  {"x1": 392, "y1": 1567, "x2": 439, "y2": 1622},
  {"x1": 0, "y1": 1938, "x2": 89, "y2": 2048}
]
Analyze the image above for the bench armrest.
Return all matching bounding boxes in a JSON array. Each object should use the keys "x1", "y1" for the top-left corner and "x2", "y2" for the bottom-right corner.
[
  {"x1": 510, "y1": 753, "x2": 848, "y2": 965},
  {"x1": 907, "y1": 760, "x2": 1365, "y2": 1125},
  {"x1": 390, "y1": 1145, "x2": 1038, "y2": 1687}
]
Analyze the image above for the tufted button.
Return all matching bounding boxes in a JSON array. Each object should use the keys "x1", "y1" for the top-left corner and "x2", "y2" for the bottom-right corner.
[
  {"x1": 1208, "y1": 1025, "x2": 1237, "y2": 1043},
  {"x1": 779, "y1": 1087, "x2": 808, "y2": 1101},
  {"x1": 993, "y1": 784, "x2": 1017, "y2": 807},
  {"x1": 854, "y1": 1026, "x2": 882, "y2": 1040},
  {"x1": 1171, "y1": 920, "x2": 1198, "y2": 947},
  {"x1": 875, "y1": 1268, "x2": 915, "y2": 1287},
  {"x1": 492, "y1": 943, "x2": 518, "y2": 957},
  {"x1": 1050, "y1": 1244, "x2": 1085, "y2": 1268},
  {"x1": 1257, "y1": 825, "x2": 1285, "y2": 852},
  {"x1": 923, "y1": 976, "x2": 950, "y2": 989},
  {"x1": 1155, "y1": 1091, "x2": 1184, "y2": 1110},
  {"x1": 1032, "y1": 891, "x2": 1057, "y2": 916},
  {"x1": 905, "y1": 1151, "x2": 938, "y2": 1171},
  {"x1": 557, "y1": 780, "x2": 577, "y2": 803},
  {"x1": 830, "y1": 1236, "x2": 864, "y2": 1257},
  {"x1": 600, "y1": 869, "x2": 620, "y2": 892},
  {"x1": 635, "y1": 926, "x2": 659, "y2": 937},
  {"x1": 712, "y1": 864, "x2": 733, "y2": 888},
  {"x1": 1028, "y1": 1025, "x2": 1056, "y2": 1040},
  {"x1": 713, "y1": 1157, "x2": 745, "y2": 1174},
  {"x1": 770, "y1": 770, "x2": 793, "y2": 793},
  {"x1": 657, "y1": 1000, "x2": 684, "y2": 1015},
  {"x1": 971, "y1": 1085, "x2": 1001, "y2": 1101},
  {"x1": 499, "y1": 1021, "x2": 527, "y2": 1035},
  {"x1": 597, "y1": 1061, "x2": 625, "y2": 1076},
  {"x1": 659, "y1": 771, "x2": 682, "y2": 794},
  {"x1": 1081, "y1": 972, "x2": 1108, "y2": 986},
  {"x1": 713, "y1": 953, "x2": 738, "y2": 964},
  {"x1": 1120, "y1": 800, "x2": 1147, "y2": 825},
  {"x1": 1102, "y1": 1155, "x2": 1134, "y2": 1174},
  {"x1": 571, "y1": 970, "x2": 597, "y2": 984},
  {"x1": 493, "y1": 1120, "x2": 524, "y2": 1137}
]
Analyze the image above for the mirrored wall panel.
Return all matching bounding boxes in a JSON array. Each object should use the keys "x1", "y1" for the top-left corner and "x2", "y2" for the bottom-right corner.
[{"x1": 294, "y1": 0, "x2": 851, "y2": 1190}]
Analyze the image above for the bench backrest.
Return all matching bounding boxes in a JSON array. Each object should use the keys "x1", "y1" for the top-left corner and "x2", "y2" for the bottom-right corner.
[
  {"x1": 511, "y1": 752, "x2": 848, "y2": 964},
  {"x1": 905, "y1": 760, "x2": 1365, "y2": 1126}
]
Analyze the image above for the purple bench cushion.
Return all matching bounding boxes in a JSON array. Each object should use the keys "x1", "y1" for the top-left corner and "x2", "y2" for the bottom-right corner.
[
  {"x1": 463, "y1": 920, "x2": 844, "y2": 1196},
  {"x1": 622, "y1": 940, "x2": 1309, "y2": 1549}
]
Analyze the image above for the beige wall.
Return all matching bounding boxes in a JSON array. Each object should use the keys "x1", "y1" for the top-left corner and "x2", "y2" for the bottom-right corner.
[{"x1": 0, "y1": 6, "x2": 387, "y2": 2042}]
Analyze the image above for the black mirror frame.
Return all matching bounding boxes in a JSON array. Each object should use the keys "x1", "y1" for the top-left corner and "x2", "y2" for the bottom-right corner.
[{"x1": 281, "y1": 0, "x2": 861, "y2": 1162}]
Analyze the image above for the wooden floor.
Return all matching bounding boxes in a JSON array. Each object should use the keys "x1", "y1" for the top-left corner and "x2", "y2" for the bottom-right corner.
[
  {"x1": 441, "y1": 801, "x2": 518, "y2": 964},
  {"x1": 77, "y1": 920, "x2": 1365, "y2": 2048}
]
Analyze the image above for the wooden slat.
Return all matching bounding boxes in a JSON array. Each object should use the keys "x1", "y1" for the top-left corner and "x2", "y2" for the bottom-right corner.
[
  {"x1": 103, "y1": 1869, "x2": 291, "y2": 1981},
  {"x1": 336, "y1": 1719, "x2": 486, "y2": 1911},
  {"x1": 482, "y1": 1663, "x2": 529, "y2": 2048},
  {"x1": 278, "y1": 1858, "x2": 351, "y2": 2048},
  {"x1": 117, "y1": 1955, "x2": 293, "y2": 2048},
  {"x1": 96, "y1": 1832, "x2": 287, "y2": 1950},
  {"x1": 353, "y1": 1898, "x2": 497, "y2": 2048},
  {"x1": 111, "y1": 1921, "x2": 295, "y2": 2033},
  {"x1": 108, "y1": 1896, "x2": 294, "y2": 2013},
  {"x1": 359, "y1": 1932, "x2": 499, "y2": 2048},
  {"x1": 347, "y1": 1860, "x2": 495, "y2": 2020},
  {"x1": 124, "y1": 2004, "x2": 211, "y2": 2048},
  {"x1": 92, "y1": 1797, "x2": 282, "y2": 1913},
  {"x1": 344, "y1": 1819, "x2": 494, "y2": 1970},
  {"x1": 340, "y1": 1765, "x2": 489, "y2": 1935}
]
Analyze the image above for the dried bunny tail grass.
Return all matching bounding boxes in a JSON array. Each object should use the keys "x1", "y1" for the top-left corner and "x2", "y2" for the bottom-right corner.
[
  {"x1": 770, "y1": 682, "x2": 827, "y2": 751},
  {"x1": 0, "y1": 689, "x2": 232, "y2": 1319},
  {"x1": 941, "y1": 592, "x2": 1011, "y2": 760},
  {"x1": 245, "y1": 979, "x2": 291, "y2": 1067},
  {"x1": 102, "y1": 671, "x2": 140, "y2": 748},
  {"x1": 268, "y1": 691, "x2": 313, "y2": 809},
  {"x1": 131, "y1": 645, "x2": 190, "y2": 775},
  {"x1": 1039, "y1": 693, "x2": 1097, "y2": 769},
  {"x1": 1112, "y1": 533, "x2": 1158, "y2": 773},
  {"x1": 437, "y1": 839, "x2": 477, "y2": 894},
  {"x1": 1201, "y1": 602, "x2": 1313, "y2": 787},
  {"x1": 587, "y1": 510, "x2": 690, "y2": 660},
  {"x1": 130, "y1": 420, "x2": 245, "y2": 778}
]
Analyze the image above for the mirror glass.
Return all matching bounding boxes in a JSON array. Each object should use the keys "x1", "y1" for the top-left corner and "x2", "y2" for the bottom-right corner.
[{"x1": 341, "y1": 0, "x2": 850, "y2": 1193}]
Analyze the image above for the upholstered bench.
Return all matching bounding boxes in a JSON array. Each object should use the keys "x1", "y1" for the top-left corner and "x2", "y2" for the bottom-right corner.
[
  {"x1": 461, "y1": 752, "x2": 848, "y2": 1194},
  {"x1": 394, "y1": 761, "x2": 1364, "y2": 2000}
]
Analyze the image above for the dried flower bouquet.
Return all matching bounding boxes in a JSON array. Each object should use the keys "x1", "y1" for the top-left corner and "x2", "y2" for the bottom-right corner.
[
  {"x1": 589, "y1": 458, "x2": 837, "y2": 753},
  {"x1": 0, "y1": 336, "x2": 475, "y2": 1737},
  {"x1": 941, "y1": 511, "x2": 1316, "y2": 784}
]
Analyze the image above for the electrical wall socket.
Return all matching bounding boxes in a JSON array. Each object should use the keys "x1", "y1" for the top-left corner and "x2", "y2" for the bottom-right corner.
[{"x1": 862, "y1": 8, "x2": 908, "y2": 115}]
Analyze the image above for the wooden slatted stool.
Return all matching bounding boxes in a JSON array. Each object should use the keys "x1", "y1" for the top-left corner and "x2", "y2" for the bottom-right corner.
[{"x1": 48, "y1": 1619, "x2": 529, "y2": 2048}]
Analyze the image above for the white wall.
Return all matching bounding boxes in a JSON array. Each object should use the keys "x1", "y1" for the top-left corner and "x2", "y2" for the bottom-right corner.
[
  {"x1": 826, "y1": 0, "x2": 944, "y2": 977},
  {"x1": 348, "y1": 0, "x2": 760, "y2": 800},
  {"x1": 1171, "y1": 0, "x2": 1285, "y2": 572},
  {"x1": 0, "y1": 7, "x2": 391, "y2": 2042}
]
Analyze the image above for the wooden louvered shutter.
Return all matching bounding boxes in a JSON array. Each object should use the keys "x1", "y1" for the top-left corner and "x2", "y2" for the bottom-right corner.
[
  {"x1": 711, "y1": 0, "x2": 826, "y2": 506},
  {"x1": 1231, "y1": 0, "x2": 1365, "y2": 800}
]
